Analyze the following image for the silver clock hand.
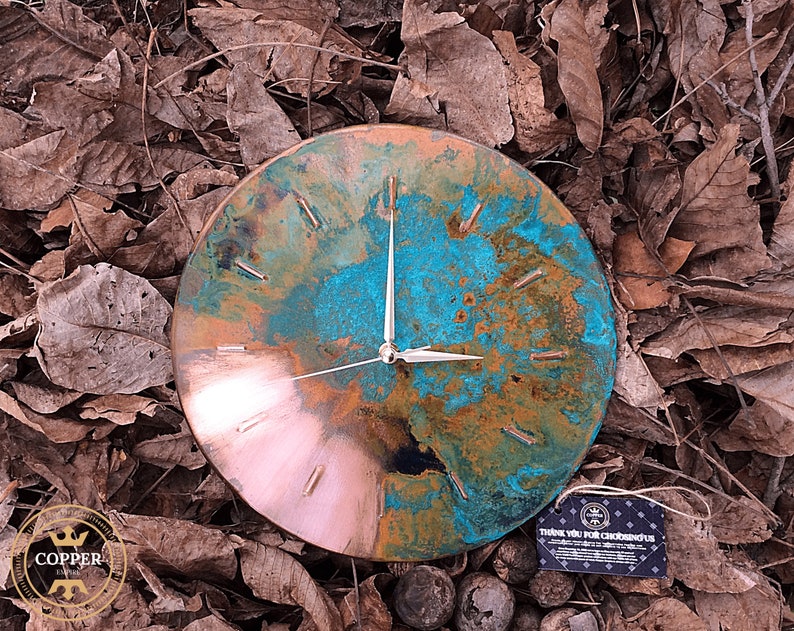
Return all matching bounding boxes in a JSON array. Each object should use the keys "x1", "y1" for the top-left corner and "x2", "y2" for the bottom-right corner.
[
  {"x1": 383, "y1": 175, "x2": 397, "y2": 345},
  {"x1": 396, "y1": 346, "x2": 483, "y2": 364},
  {"x1": 290, "y1": 356, "x2": 383, "y2": 382}
]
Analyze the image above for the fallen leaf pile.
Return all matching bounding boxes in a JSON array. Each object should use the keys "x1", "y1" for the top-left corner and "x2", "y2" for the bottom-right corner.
[{"x1": 1, "y1": 0, "x2": 794, "y2": 629}]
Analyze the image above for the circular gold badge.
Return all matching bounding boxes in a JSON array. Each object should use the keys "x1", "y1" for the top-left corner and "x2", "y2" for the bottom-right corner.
[{"x1": 11, "y1": 504, "x2": 127, "y2": 621}]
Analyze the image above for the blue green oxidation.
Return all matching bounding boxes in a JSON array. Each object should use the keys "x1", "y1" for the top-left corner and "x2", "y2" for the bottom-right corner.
[{"x1": 175, "y1": 125, "x2": 616, "y2": 560}]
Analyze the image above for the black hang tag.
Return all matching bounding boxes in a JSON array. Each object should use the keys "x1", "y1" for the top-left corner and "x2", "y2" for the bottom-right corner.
[{"x1": 535, "y1": 494, "x2": 667, "y2": 578}]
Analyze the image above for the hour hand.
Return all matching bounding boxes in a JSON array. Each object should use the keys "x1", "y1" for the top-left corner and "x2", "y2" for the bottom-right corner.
[
  {"x1": 383, "y1": 176, "x2": 396, "y2": 345},
  {"x1": 396, "y1": 346, "x2": 483, "y2": 364}
]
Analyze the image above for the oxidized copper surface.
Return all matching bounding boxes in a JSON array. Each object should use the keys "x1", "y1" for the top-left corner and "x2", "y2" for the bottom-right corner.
[{"x1": 172, "y1": 125, "x2": 616, "y2": 560}]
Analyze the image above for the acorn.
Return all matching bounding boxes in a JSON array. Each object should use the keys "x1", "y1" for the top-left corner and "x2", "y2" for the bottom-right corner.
[
  {"x1": 393, "y1": 565, "x2": 455, "y2": 630},
  {"x1": 539, "y1": 608, "x2": 578, "y2": 631},
  {"x1": 492, "y1": 535, "x2": 538, "y2": 584},
  {"x1": 510, "y1": 603, "x2": 543, "y2": 631},
  {"x1": 528, "y1": 570, "x2": 575, "y2": 607},
  {"x1": 454, "y1": 572, "x2": 515, "y2": 631}
]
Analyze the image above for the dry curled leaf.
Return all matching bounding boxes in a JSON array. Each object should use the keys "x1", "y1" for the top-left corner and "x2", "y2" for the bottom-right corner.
[
  {"x1": 385, "y1": 0, "x2": 513, "y2": 147},
  {"x1": 34, "y1": 263, "x2": 172, "y2": 395},
  {"x1": 613, "y1": 230, "x2": 695, "y2": 310},
  {"x1": 492, "y1": 30, "x2": 572, "y2": 156},
  {"x1": 111, "y1": 512, "x2": 238, "y2": 581},
  {"x1": 662, "y1": 490, "x2": 758, "y2": 594},
  {"x1": 240, "y1": 541, "x2": 344, "y2": 631},
  {"x1": 693, "y1": 572, "x2": 782, "y2": 631},
  {"x1": 547, "y1": 0, "x2": 603, "y2": 152},
  {"x1": 668, "y1": 124, "x2": 769, "y2": 279},
  {"x1": 227, "y1": 63, "x2": 301, "y2": 168}
]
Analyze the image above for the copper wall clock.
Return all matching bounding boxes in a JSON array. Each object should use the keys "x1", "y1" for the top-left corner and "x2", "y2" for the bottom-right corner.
[{"x1": 172, "y1": 125, "x2": 616, "y2": 561}]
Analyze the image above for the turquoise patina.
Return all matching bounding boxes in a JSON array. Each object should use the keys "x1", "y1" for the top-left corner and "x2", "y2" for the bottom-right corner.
[{"x1": 172, "y1": 125, "x2": 616, "y2": 560}]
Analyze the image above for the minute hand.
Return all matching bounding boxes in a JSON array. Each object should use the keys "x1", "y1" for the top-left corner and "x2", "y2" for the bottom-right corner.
[{"x1": 396, "y1": 346, "x2": 482, "y2": 364}]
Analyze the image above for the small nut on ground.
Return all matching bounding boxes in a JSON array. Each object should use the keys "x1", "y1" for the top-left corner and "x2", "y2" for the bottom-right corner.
[
  {"x1": 510, "y1": 603, "x2": 543, "y2": 631},
  {"x1": 454, "y1": 571, "x2": 516, "y2": 631},
  {"x1": 539, "y1": 607, "x2": 579, "y2": 631},
  {"x1": 393, "y1": 564, "x2": 455, "y2": 630},
  {"x1": 528, "y1": 570, "x2": 576, "y2": 607},
  {"x1": 492, "y1": 535, "x2": 538, "y2": 584}
]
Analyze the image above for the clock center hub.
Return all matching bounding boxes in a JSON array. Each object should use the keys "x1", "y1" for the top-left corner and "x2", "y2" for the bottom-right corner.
[{"x1": 379, "y1": 342, "x2": 398, "y2": 365}]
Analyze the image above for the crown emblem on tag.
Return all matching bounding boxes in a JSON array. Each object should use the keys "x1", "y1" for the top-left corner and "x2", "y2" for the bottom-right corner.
[{"x1": 49, "y1": 526, "x2": 88, "y2": 547}]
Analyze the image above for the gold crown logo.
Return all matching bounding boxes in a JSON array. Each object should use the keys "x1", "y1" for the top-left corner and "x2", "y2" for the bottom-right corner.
[{"x1": 49, "y1": 526, "x2": 88, "y2": 547}]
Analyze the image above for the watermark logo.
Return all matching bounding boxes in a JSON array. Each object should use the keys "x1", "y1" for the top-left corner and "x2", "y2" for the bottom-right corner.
[
  {"x1": 580, "y1": 502, "x2": 610, "y2": 530},
  {"x1": 11, "y1": 504, "x2": 127, "y2": 621}
]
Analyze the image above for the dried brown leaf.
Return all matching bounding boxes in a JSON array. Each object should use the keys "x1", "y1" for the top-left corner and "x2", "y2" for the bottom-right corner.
[
  {"x1": 708, "y1": 495, "x2": 772, "y2": 545},
  {"x1": 642, "y1": 306, "x2": 794, "y2": 360},
  {"x1": 385, "y1": 0, "x2": 513, "y2": 147},
  {"x1": 0, "y1": 130, "x2": 79, "y2": 210},
  {"x1": 190, "y1": 8, "x2": 359, "y2": 98},
  {"x1": 34, "y1": 263, "x2": 172, "y2": 394},
  {"x1": 736, "y1": 361, "x2": 794, "y2": 421},
  {"x1": 10, "y1": 370, "x2": 81, "y2": 414},
  {"x1": 35, "y1": 0, "x2": 113, "y2": 60},
  {"x1": 547, "y1": 0, "x2": 603, "y2": 152},
  {"x1": 133, "y1": 421, "x2": 207, "y2": 470},
  {"x1": 492, "y1": 30, "x2": 573, "y2": 155},
  {"x1": 76, "y1": 141, "x2": 206, "y2": 195},
  {"x1": 0, "y1": 2, "x2": 108, "y2": 102},
  {"x1": 68, "y1": 191, "x2": 143, "y2": 260},
  {"x1": 110, "y1": 186, "x2": 232, "y2": 278},
  {"x1": 0, "y1": 390, "x2": 102, "y2": 443},
  {"x1": 633, "y1": 598, "x2": 708, "y2": 631},
  {"x1": 0, "y1": 310, "x2": 38, "y2": 346},
  {"x1": 693, "y1": 573, "x2": 782, "y2": 631},
  {"x1": 0, "y1": 274, "x2": 36, "y2": 319},
  {"x1": 662, "y1": 490, "x2": 757, "y2": 593},
  {"x1": 669, "y1": 124, "x2": 769, "y2": 279},
  {"x1": 715, "y1": 400, "x2": 794, "y2": 456},
  {"x1": 79, "y1": 393, "x2": 159, "y2": 425},
  {"x1": 110, "y1": 512, "x2": 237, "y2": 581},
  {"x1": 240, "y1": 541, "x2": 344, "y2": 631},
  {"x1": 613, "y1": 231, "x2": 694, "y2": 310},
  {"x1": 227, "y1": 63, "x2": 300, "y2": 168},
  {"x1": 340, "y1": 574, "x2": 393, "y2": 631}
]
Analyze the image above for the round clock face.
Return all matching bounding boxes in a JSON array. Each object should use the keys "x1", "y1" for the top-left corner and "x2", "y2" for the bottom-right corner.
[{"x1": 172, "y1": 125, "x2": 616, "y2": 561}]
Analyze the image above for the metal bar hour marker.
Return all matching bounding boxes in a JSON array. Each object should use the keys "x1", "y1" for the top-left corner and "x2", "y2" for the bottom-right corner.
[
  {"x1": 448, "y1": 471, "x2": 469, "y2": 500},
  {"x1": 530, "y1": 350, "x2": 568, "y2": 361},
  {"x1": 216, "y1": 344, "x2": 246, "y2": 352},
  {"x1": 513, "y1": 269, "x2": 543, "y2": 289},
  {"x1": 296, "y1": 194, "x2": 321, "y2": 228},
  {"x1": 302, "y1": 465, "x2": 326, "y2": 496},
  {"x1": 388, "y1": 175, "x2": 397, "y2": 209},
  {"x1": 459, "y1": 202, "x2": 484, "y2": 233},
  {"x1": 502, "y1": 425, "x2": 537, "y2": 446},
  {"x1": 236, "y1": 259, "x2": 267, "y2": 281},
  {"x1": 377, "y1": 487, "x2": 385, "y2": 519}
]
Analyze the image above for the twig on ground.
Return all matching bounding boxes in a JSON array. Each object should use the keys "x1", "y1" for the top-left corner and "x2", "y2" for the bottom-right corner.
[
  {"x1": 141, "y1": 28, "x2": 187, "y2": 229},
  {"x1": 764, "y1": 456, "x2": 787, "y2": 509},
  {"x1": 652, "y1": 31, "x2": 776, "y2": 126},
  {"x1": 307, "y1": 20, "x2": 332, "y2": 137},
  {"x1": 153, "y1": 42, "x2": 405, "y2": 90},
  {"x1": 743, "y1": 0, "x2": 781, "y2": 203}
]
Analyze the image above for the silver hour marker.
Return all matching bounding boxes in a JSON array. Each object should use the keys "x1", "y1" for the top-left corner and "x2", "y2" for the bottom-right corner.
[
  {"x1": 216, "y1": 344, "x2": 246, "y2": 352},
  {"x1": 448, "y1": 471, "x2": 468, "y2": 500},
  {"x1": 296, "y1": 194, "x2": 321, "y2": 228},
  {"x1": 513, "y1": 269, "x2": 543, "y2": 289},
  {"x1": 531, "y1": 350, "x2": 567, "y2": 361},
  {"x1": 236, "y1": 259, "x2": 267, "y2": 281},
  {"x1": 502, "y1": 425, "x2": 536, "y2": 446},
  {"x1": 302, "y1": 465, "x2": 326, "y2": 496},
  {"x1": 388, "y1": 175, "x2": 397, "y2": 209},
  {"x1": 459, "y1": 202, "x2": 484, "y2": 233}
]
